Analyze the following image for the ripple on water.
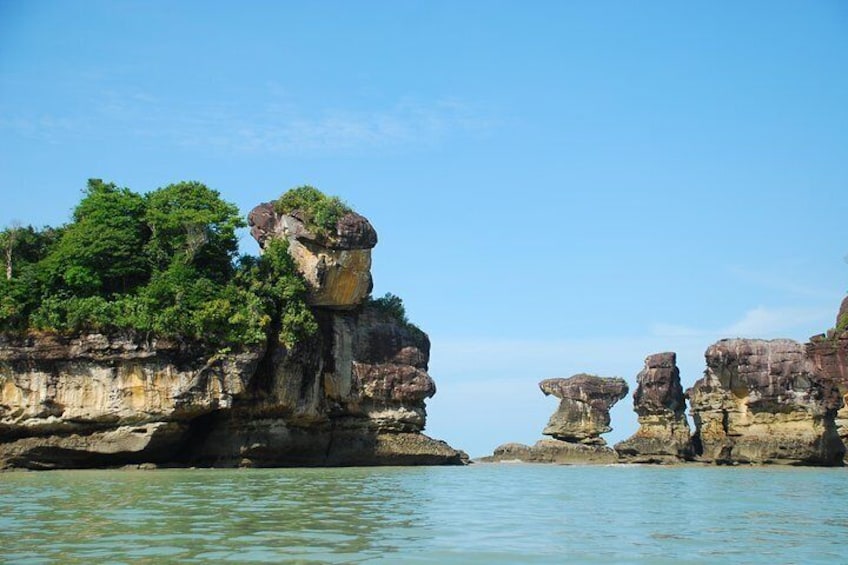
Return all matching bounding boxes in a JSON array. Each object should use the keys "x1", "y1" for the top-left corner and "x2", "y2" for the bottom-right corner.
[{"x1": 1, "y1": 465, "x2": 847, "y2": 564}]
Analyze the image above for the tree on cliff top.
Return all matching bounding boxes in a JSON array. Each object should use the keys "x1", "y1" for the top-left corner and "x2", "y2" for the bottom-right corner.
[
  {"x1": 145, "y1": 181, "x2": 244, "y2": 281},
  {"x1": 0, "y1": 179, "x2": 324, "y2": 349},
  {"x1": 40, "y1": 179, "x2": 149, "y2": 296}
]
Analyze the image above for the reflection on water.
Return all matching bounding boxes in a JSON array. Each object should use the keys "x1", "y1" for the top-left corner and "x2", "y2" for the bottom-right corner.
[{"x1": 1, "y1": 465, "x2": 847, "y2": 563}]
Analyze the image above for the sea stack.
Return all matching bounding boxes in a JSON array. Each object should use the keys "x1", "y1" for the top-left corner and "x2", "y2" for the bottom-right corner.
[
  {"x1": 484, "y1": 374, "x2": 628, "y2": 464},
  {"x1": 615, "y1": 352, "x2": 693, "y2": 463},
  {"x1": 687, "y1": 338, "x2": 844, "y2": 466},
  {"x1": 540, "y1": 374, "x2": 629, "y2": 445}
]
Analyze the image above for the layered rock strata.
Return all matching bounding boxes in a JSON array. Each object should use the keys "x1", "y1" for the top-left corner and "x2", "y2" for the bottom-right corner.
[
  {"x1": 806, "y1": 296, "x2": 848, "y2": 453},
  {"x1": 687, "y1": 339, "x2": 844, "y2": 466},
  {"x1": 248, "y1": 202, "x2": 376, "y2": 309},
  {"x1": 481, "y1": 440, "x2": 618, "y2": 465},
  {"x1": 0, "y1": 203, "x2": 464, "y2": 469},
  {"x1": 484, "y1": 374, "x2": 627, "y2": 464},
  {"x1": 540, "y1": 374, "x2": 629, "y2": 445},
  {"x1": 615, "y1": 352, "x2": 693, "y2": 463}
]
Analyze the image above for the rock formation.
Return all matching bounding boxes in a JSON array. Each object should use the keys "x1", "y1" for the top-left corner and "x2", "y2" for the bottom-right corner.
[
  {"x1": 248, "y1": 202, "x2": 376, "y2": 309},
  {"x1": 481, "y1": 439, "x2": 619, "y2": 465},
  {"x1": 540, "y1": 374, "x2": 629, "y2": 445},
  {"x1": 806, "y1": 296, "x2": 848, "y2": 456},
  {"x1": 687, "y1": 339, "x2": 844, "y2": 466},
  {"x1": 615, "y1": 352, "x2": 692, "y2": 463},
  {"x1": 483, "y1": 374, "x2": 627, "y2": 464},
  {"x1": 0, "y1": 202, "x2": 464, "y2": 469}
]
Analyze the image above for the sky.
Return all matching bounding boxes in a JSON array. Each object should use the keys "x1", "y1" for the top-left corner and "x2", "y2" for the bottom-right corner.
[{"x1": 1, "y1": 1, "x2": 847, "y2": 457}]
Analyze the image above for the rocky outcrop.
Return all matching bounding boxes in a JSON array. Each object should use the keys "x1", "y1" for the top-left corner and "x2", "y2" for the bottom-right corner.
[
  {"x1": 0, "y1": 333, "x2": 263, "y2": 469},
  {"x1": 248, "y1": 202, "x2": 376, "y2": 309},
  {"x1": 0, "y1": 310, "x2": 464, "y2": 470},
  {"x1": 0, "y1": 202, "x2": 464, "y2": 470},
  {"x1": 615, "y1": 352, "x2": 693, "y2": 463},
  {"x1": 540, "y1": 374, "x2": 629, "y2": 445},
  {"x1": 806, "y1": 296, "x2": 848, "y2": 455},
  {"x1": 481, "y1": 440, "x2": 618, "y2": 464},
  {"x1": 481, "y1": 374, "x2": 627, "y2": 464},
  {"x1": 687, "y1": 339, "x2": 844, "y2": 466}
]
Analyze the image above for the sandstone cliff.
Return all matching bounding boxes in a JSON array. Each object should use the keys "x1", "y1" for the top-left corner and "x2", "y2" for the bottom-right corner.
[
  {"x1": 615, "y1": 352, "x2": 693, "y2": 463},
  {"x1": 687, "y1": 338, "x2": 844, "y2": 466},
  {"x1": 0, "y1": 200, "x2": 464, "y2": 469},
  {"x1": 806, "y1": 296, "x2": 848, "y2": 454}
]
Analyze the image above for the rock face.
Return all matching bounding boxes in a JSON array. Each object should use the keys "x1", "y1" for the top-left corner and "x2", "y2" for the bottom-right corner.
[
  {"x1": 248, "y1": 202, "x2": 377, "y2": 309},
  {"x1": 615, "y1": 352, "x2": 693, "y2": 463},
  {"x1": 806, "y1": 296, "x2": 848, "y2": 455},
  {"x1": 0, "y1": 333, "x2": 263, "y2": 469},
  {"x1": 481, "y1": 440, "x2": 619, "y2": 465},
  {"x1": 687, "y1": 339, "x2": 844, "y2": 465},
  {"x1": 0, "y1": 204, "x2": 464, "y2": 470},
  {"x1": 540, "y1": 374, "x2": 629, "y2": 445}
]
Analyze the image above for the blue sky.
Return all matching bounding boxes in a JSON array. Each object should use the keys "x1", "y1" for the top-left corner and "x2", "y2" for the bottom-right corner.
[{"x1": 2, "y1": 1, "x2": 847, "y2": 457}]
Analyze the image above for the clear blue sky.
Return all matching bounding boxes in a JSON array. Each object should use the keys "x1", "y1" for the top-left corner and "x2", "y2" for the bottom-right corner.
[{"x1": 2, "y1": 1, "x2": 847, "y2": 457}]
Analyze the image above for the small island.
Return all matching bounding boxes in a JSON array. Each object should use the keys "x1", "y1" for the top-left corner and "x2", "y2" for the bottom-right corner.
[{"x1": 0, "y1": 181, "x2": 466, "y2": 469}]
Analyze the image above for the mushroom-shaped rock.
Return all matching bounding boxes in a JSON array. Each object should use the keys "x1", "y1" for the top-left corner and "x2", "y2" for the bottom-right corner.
[
  {"x1": 248, "y1": 201, "x2": 377, "y2": 309},
  {"x1": 615, "y1": 352, "x2": 693, "y2": 463},
  {"x1": 687, "y1": 338, "x2": 844, "y2": 465},
  {"x1": 540, "y1": 374, "x2": 629, "y2": 446}
]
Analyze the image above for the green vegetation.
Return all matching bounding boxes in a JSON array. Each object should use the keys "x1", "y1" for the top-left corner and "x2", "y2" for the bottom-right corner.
[
  {"x1": 368, "y1": 292, "x2": 409, "y2": 325},
  {"x1": 367, "y1": 292, "x2": 425, "y2": 340},
  {"x1": 274, "y1": 185, "x2": 351, "y2": 236},
  {"x1": 0, "y1": 179, "x2": 319, "y2": 348}
]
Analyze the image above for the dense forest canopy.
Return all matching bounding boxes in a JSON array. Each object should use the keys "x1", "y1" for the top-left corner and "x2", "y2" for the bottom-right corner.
[{"x1": 0, "y1": 179, "x2": 316, "y2": 347}]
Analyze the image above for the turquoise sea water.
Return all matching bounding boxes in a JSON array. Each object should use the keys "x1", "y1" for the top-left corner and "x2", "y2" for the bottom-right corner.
[{"x1": 1, "y1": 464, "x2": 846, "y2": 564}]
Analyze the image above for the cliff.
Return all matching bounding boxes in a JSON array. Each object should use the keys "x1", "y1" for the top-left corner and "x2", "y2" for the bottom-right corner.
[
  {"x1": 806, "y1": 296, "x2": 848, "y2": 455},
  {"x1": 687, "y1": 339, "x2": 844, "y2": 466},
  {"x1": 0, "y1": 198, "x2": 464, "y2": 469}
]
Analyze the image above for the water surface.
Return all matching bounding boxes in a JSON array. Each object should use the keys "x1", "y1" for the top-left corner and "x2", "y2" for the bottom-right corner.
[{"x1": 1, "y1": 464, "x2": 846, "y2": 563}]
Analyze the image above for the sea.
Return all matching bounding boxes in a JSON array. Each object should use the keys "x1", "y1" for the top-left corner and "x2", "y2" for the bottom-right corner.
[{"x1": 1, "y1": 464, "x2": 846, "y2": 564}]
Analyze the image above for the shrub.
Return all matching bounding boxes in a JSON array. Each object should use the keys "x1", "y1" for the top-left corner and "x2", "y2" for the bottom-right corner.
[
  {"x1": 368, "y1": 292, "x2": 409, "y2": 325},
  {"x1": 274, "y1": 185, "x2": 351, "y2": 236}
]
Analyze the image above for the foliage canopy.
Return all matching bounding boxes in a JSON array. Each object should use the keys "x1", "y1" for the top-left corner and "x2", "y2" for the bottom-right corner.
[{"x1": 0, "y1": 179, "x2": 317, "y2": 348}]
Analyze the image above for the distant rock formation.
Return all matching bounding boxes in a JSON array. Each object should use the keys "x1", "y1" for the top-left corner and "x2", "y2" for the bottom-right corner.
[
  {"x1": 0, "y1": 199, "x2": 464, "y2": 469},
  {"x1": 483, "y1": 374, "x2": 627, "y2": 464},
  {"x1": 481, "y1": 440, "x2": 618, "y2": 465},
  {"x1": 687, "y1": 339, "x2": 844, "y2": 466},
  {"x1": 615, "y1": 352, "x2": 693, "y2": 463},
  {"x1": 248, "y1": 202, "x2": 377, "y2": 309},
  {"x1": 540, "y1": 374, "x2": 629, "y2": 445}
]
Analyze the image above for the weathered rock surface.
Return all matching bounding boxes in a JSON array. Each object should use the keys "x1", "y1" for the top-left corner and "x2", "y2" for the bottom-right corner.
[
  {"x1": 806, "y1": 296, "x2": 848, "y2": 455},
  {"x1": 687, "y1": 339, "x2": 844, "y2": 465},
  {"x1": 248, "y1": 202, "x2": 376, "y2": 309},
  {"x1": 540, "y1": 374, "x2": 629, "y2": 445},
  {"x1": 615, "y1": 352, "x2": 693, "y2": 463},
  {"x1": 0, "y1": 333, "x2": 262, "y2": 469},
  {"x1": 480, "y1": 440, "x2": 618, "y2": 464},
  {"x1": 0, "y1": 305, "x2": 464, "y2": 469}
]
